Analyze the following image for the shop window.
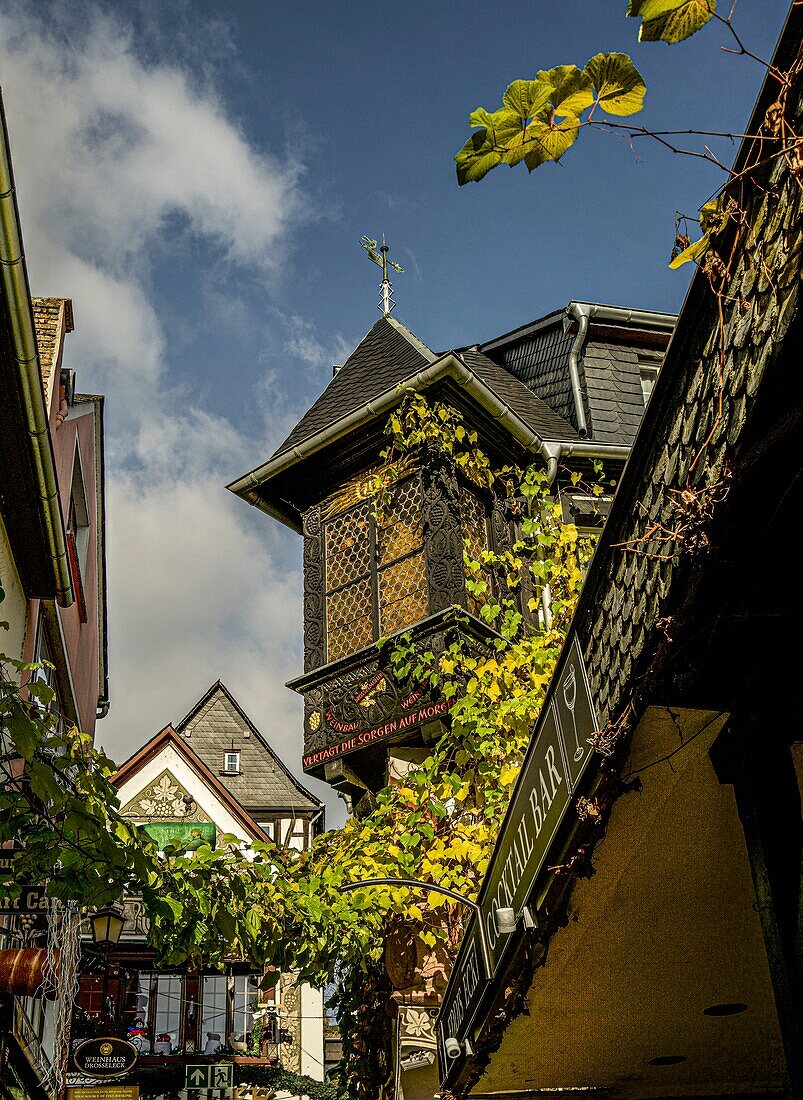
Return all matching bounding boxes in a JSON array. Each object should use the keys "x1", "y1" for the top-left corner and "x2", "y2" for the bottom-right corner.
[
  {"x1": 153, "y1": 975, "x2": 183, "y2": 1053},
  {"x1": 231, "y1": 974, "x2": 260, "y2": 1052},
  {"x1": 119, "y1": 972, "x2": 181, "y2": 1055},
  {"x1": 201, "y1": 974, "x2": 227, "y2": 1054},
  {"x1": 323, "y1": 477, "x2": 427, "y2": 663},
  {"x1": 201, "y1": 973, "x2": 261, "y2": 1054}
]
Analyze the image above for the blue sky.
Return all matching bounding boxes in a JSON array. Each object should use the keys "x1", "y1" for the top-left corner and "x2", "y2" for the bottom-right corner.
[{"x1": 0, "y1": 0, "x2": 789, "y2": 819}]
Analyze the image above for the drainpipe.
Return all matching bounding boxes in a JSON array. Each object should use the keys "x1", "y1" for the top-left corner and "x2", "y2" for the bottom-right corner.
[
  {"x1": 565, "y1": 301, "x2": 676, "y2": 441},
  {"x1": 538, "y1": 439, "x2": 632, "y2": 486},
  {"x1": 0, "y1": 92, "x2": 73, "y2": 606},
  {"x1": 566, "y1": 306, "x2": 591, "y2": 438}
]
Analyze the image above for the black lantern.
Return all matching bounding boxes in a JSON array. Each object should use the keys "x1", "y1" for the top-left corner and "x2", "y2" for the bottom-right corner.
[{"x1": 90, "y1": 905, "x2": 125, "y2": 948}]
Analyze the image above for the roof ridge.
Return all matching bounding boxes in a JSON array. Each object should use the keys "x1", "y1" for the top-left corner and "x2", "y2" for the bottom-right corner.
[
  {"x1": 384, "y1": 315, "x2": 436, "y2": 363},
  {"x1": 266, "y1": 315, "x2": 433, "y2": 462},
  {"x1": 175, "y1": 681, "x2": 322, "y2": 810}
]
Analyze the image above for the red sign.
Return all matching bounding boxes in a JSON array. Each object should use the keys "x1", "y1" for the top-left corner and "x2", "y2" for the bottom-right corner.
[{"x1": 303, "y1": 698, "x2": 453, "y2": 769}]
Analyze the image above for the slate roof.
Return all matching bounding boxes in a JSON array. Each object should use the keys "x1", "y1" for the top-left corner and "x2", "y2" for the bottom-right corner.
[
  {"x1": 270, "y1": 316, "x2": 434, "y2": 460},
  {"x1": 481, "y1": 309, "x2": 576, "y2": 426},
  {"x1": 175, "y1": 682, "x2": 320, "y2": 814},
  {"x1": 582, "y1": 340, "x2": 653, "y2": 446},
  {"x1": 270, "y1": 315, "x2": 578, "y2": 464},
  {"x1": 481, "y1": 305, "x2": 671, "y2": 444},
  {"x1": 458, "y1": 346, "x2": 578, "y2": 442},
  {"x1": 113, "y1": 725, "x2": 272, "y2": 845}
]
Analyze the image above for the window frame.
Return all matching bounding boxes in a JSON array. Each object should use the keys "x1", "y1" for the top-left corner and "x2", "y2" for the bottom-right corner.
[
  {"x1": 222, "y1": 750, "x2": 241, "y2": 775},
  {"x1": 31, "y1": 618, "x2": 64, "y2": 728},
  {"x1": 322, "y1": 474, "x2": 428, "y2": 662}
]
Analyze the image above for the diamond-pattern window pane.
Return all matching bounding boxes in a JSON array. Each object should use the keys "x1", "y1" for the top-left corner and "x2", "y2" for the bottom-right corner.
[
  {"x1": 379, "y1": 553, "x2": 428, "y2": 636},
  {"x1": 327, "y1": 576, "x2": 373, "y2": 662},
  {"x1": 328, "y1": 577, "x2": 372, "y2": 630},
  {"x1": 328, "y1": 617, "x2": 373, "y2": 663},
  {"x1": 460, "y1": 489, "x2": 488, "y2": 564},
  {"x1": 376, "y1": 477, "x2": 423, "y2": 565},
  {"x1": 325, "y1": 505, "x2": 371, "y2": 591},
  {"x1": 461, "y1": 488, "x2": 489, "y2": 616}
]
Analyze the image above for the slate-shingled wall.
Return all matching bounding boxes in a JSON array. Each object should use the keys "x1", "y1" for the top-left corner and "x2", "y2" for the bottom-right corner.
[
  {"x1": 574, "y1": 84, "x2": 803, "y2": 731},
  {"x1": 582, "y1": 341, "x2": 652, "y2": 446},
  {"x1": 485, "y1": 320, "x2": 577, "y2": 429}
]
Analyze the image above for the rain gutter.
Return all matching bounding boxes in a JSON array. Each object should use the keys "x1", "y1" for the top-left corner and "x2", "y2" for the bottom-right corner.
[
  {"x1": 0, "y1": 91, "x2": 73, "y2": 606},
  {"x1": 228, "y1": 352, "x2": 635, "y2": 529},
  {"x1": 565, "y1": 301, "x2": 676, "y2": 439}
]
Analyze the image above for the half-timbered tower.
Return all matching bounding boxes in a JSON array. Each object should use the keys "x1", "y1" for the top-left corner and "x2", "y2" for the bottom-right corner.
[{"x1": 229, "y1": 303, "x2": 673, "y2": 811}]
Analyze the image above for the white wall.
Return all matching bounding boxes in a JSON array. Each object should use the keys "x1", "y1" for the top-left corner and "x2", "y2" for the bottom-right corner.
[
  {"x1": 299, "y1": 983, "x2": 324, "y2": 1081},
  {"x1": 117, "y1": 744, "x2": 252, "y2": 845},
  {"x1": 0, "y1": 511, "x2": 28, "y2": 662}
]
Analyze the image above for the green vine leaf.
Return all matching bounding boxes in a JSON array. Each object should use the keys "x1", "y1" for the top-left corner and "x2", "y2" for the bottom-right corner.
[
  {"x1": 502, "y1": 77, "x2": 554, "y2": 120},
  {"x1": 456, "y1": 65, "x2": 598, "y2": 183},
  {"x1": 626, "y1": 0, "x2": 716, "y2": 44},
  {"x1": 546, "y1": 65, "x2": 595, "y2": 117},
  {"x1": 524, "y1": 116, "x2": 581, "y2": 170},
  {"x1": 583, "y1": 53, "x2": 647, "y2": 116},
  {"x1": 455, "y1": 124, "x2": 504, "y2": 184}
]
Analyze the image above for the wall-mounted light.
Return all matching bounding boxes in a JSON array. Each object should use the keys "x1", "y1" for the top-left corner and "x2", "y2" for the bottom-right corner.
[
  {"x1": 444, "y1": 1036, "x2": 473, "y2": 1059},
  {"x1": 493, "y1": 905, "x2": 537, "y2": 935}
]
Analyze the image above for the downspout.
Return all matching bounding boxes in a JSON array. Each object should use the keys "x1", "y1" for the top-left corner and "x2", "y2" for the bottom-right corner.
[
  {"x1": 0, "y1": 92, "x2": 73, "y2": 606},
  {"x1": 566, "y1": 305, "x2": 591, "y2": 438},
  {"x1": 536, "y1": 439, "x2": 632, "y2": 627}
]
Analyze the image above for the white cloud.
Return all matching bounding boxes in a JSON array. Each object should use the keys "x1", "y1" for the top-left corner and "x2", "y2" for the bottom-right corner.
[
  {"x1": 284, "y1": 313, "x2": 354, "y2": 372},
  {"x1": 0, "y1": 4, "x2": 341, "y2": 818}
]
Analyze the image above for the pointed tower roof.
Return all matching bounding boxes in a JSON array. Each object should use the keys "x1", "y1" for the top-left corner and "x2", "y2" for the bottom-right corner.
[
  {"x1": 270, "y1": 316, "x2": 435, "y2": 461},
  {"x1": 229, "y1": 314, "x2": 577, "y2": 530},
  {"x1": 174, "y1": 681, "x2": 321, "y2": 814}
]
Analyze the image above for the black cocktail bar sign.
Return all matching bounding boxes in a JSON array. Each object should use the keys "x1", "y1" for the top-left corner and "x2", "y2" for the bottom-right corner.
[
  {"x1": 437, "y1": 636, "x2": 597, "y2": 1075},
  {"x1": 72, "y1": 1037, "x2": 138, "y2": 1079}
]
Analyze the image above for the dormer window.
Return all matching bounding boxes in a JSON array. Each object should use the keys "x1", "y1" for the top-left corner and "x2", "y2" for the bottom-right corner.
[{"x1": 223, "y1": 750, "x2": 241, "y2": 774}]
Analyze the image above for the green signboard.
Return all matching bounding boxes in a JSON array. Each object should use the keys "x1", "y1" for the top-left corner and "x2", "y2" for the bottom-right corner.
[
  {"x1": 185, "y1": 1063, "x2": 233, "y2": 1089},
  {"x1": 140, "y1": 821, "x2": 216, "y2": 849},
  {"x1": 438, "y1": 635, "x2": 598, "y2": 1083}
]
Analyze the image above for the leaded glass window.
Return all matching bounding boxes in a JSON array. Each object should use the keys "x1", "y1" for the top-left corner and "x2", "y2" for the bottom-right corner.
[
  {"x1": 460, "y1": 487, "x2": 490, "y2": 616},
  {"x1": 324, "y1": 476, "x2": 427, "y2": 662}
]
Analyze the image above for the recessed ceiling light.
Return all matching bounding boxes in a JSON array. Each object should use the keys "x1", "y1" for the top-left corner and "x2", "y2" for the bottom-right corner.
[
  {"x1": 648, "y1": 1055, "x2": 687, "y2": 1066},
  {"x1": 703, "y1": 1002, "x2": 748, "y2": 1016}
]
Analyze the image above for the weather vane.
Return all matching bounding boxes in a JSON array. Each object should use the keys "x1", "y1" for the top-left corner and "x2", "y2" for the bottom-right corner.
[{"x1": 359, "y1": 234, "x2": 404, "y2": 316}]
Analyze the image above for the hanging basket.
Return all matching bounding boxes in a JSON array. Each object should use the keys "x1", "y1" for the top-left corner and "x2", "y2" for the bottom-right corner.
[{"x1": 0, "y1": 948, "x2": 55, "y2": 996}]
